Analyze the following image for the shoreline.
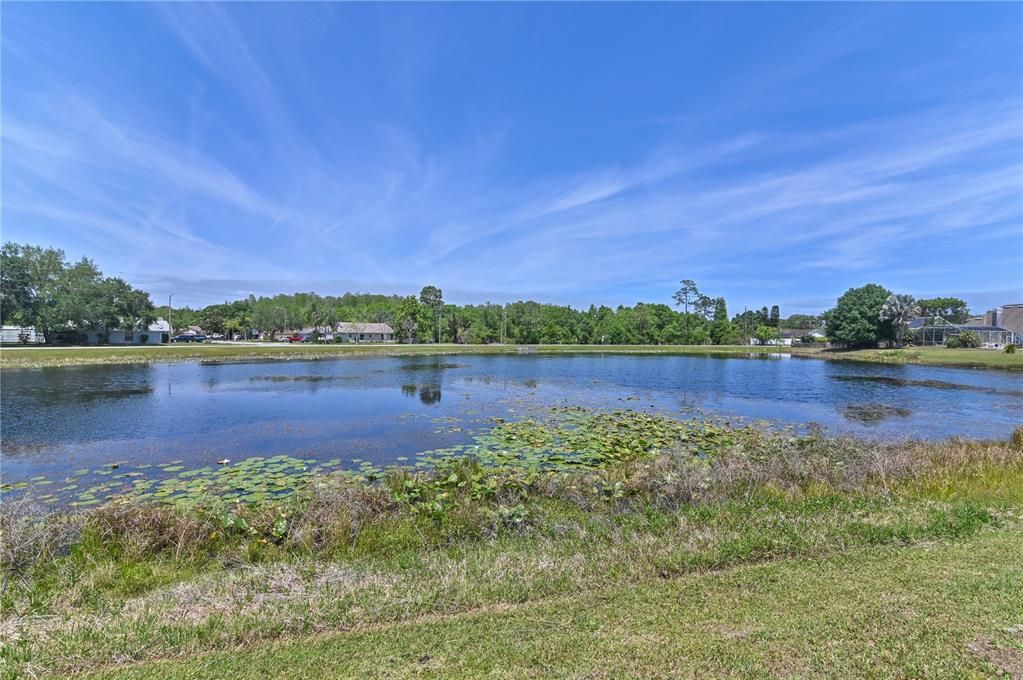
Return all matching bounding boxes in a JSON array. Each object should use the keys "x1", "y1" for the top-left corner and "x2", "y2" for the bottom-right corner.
[{"x1": 2, "y1": 341, "x2": 1021, "y2": 371}]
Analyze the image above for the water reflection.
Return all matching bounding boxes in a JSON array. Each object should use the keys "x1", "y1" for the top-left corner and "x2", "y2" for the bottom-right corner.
[
  {"x1": 401, "y1": 382, "x2": 442, "y2": 405},
  {"x1": 842, "y1": 403, "x2": 913, "y2": 424},
  {"x1": 2, "y1": 364, "x2": 157, "y2": 404}
]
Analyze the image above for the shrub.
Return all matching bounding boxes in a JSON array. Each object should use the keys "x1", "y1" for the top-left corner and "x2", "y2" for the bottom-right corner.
[
  {"x1": 958, "y1": 330, "x2": 981, "y2": 348},
  {"x1": 0, "y1": 498, "x2": 84, "y2": 579},
  {"x1": 944, "y1": 331, "x2": 980, "y2": 349},
  {"x1": 1011, "y1": 426, "x2": 1023, "y2": 451},
  {"x1": 1006, "y1": 344, "x2": 1017, "y2": 354}
]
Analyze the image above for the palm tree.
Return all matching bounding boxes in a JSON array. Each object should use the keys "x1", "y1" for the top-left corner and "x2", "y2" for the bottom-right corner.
[
  {"x1": 879, "y1": 294, "x2": 920, "y2": 347},
  {"x1": 309, "y1": 305, "x2": 335, "y2": 340}
]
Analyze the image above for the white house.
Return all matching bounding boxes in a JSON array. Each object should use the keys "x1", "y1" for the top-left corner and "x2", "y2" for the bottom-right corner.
[
  {"x1": 753, "y1": 329, "x2": 827, "y2": 346},
  {"x1": 83, "y1": 318, "x2": 172, "y2": 345},
  {"x1": 1, "y1": 326, "x2": 44, "y2": 344},
  {"x1": 334, "y1": 322, "x2": 394, "y2": 343}
]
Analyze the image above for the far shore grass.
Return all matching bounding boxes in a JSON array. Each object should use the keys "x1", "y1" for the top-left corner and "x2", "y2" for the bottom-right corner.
[{"x1": 2, "y1": 341, "x2": 1020, "y2": 370}]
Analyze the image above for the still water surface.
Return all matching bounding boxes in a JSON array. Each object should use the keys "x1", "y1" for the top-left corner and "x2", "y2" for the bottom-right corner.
[{"x1": 3, "y1": 354, "x2": 1022, "y2": 484}]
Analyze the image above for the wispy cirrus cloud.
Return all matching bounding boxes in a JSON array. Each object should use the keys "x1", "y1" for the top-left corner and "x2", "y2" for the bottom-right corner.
[{"x1": 2, "y1": 2, "x2": 1020, "y2": 312}]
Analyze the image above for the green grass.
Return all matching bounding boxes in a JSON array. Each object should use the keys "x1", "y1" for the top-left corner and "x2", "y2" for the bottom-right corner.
[
  {"x1": 0, "y1": 342, "x2": 785, "y2": 369},
  {"x1": 87, "y1": 530, "x2": 1023, "y2": 679},
  {"x1": 824, "y1": 346, "x2": 1023, "y2": 370},
  {"x1": 3, "y1": 341, "x2": 1020, "y2": 370}
]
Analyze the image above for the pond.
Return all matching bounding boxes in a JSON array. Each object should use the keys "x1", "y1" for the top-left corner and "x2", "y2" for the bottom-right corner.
[{"x1": 2, "y1": 354, "x2": 1022, "y2": 497}]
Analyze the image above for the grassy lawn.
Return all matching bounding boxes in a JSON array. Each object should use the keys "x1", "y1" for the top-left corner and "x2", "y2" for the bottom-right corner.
[
  {"x1": 90, "y1": 530, "x2": 1023, "y2": 679},
  {"x1": 2, "y1": 341, "x2": 1020, "y2": 370},
  {"x1": 823, "y1": 346, "x2": 1023, "y2": 370}
]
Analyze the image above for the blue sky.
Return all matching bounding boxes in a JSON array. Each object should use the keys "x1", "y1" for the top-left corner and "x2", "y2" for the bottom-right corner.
[{"x1": 3, "y1": 2, "x2": 1021, "y2": 314}]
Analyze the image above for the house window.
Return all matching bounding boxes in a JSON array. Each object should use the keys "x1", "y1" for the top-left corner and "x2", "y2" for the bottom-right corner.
[
  {"x1": 124, "y1": 331, "x2": 134, "y2": 342},
  {"x1": 359, "y1": 334, "x2": 365, "y2": 340}
]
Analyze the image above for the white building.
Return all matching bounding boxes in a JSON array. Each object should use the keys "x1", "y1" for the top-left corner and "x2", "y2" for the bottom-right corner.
[
  {"x1": 334, "y1": 322, "x2": 394, "y2": 343},
  {"x1": 1, "y1": 326, "x2": 44, "y2": 344},
  {"x1": 82, "y1": 318, "x2": 172, "y2": 345}
]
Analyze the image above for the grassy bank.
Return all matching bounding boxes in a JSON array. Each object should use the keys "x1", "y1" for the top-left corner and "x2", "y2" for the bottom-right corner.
[
  {"x1": 824, "y1": 346, "x2": 1023, "y2": 370},
  {"x1": 2, "y1": 414, "x2": 1022, "y2": 678},
  {"x1": 91, "y1": 532, "x2": 1023, "y2": 679},
  {"x1": 2, "y1": 341, "x2": 1020, "y2": 370}
]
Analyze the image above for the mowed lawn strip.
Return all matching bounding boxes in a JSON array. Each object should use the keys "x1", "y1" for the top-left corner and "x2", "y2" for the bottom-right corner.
[
  {"x1": 88, "y1": 530, "x2": 1023, "y2": 680},
  {"x1": 2, "y1": 342, "x2": 1020, "y2": 370}
]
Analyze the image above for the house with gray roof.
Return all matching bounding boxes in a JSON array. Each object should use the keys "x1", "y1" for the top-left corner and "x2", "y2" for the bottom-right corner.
[
  {"x1": 334, "y1": 322, "x2": 394, "y2": 343},
  {"x1": 83, "y1": 318, "x2": 172, "y2": 345},
  {"x1": 909, "y1": 317, "x2": 1015, "y2": 348}
]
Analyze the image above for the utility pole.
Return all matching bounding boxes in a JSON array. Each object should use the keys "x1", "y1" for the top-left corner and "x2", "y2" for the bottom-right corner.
[
  {"x1": 168, "y1": 294, "x2": 174, "y2": 342},
  {"x1": 501, "y1": 305, "x2": 507, "y2": 344}
]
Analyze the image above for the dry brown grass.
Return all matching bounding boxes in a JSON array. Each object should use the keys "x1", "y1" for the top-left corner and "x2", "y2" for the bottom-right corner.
[
  {"x1": 534, "y1": 433, "x2": 1023, "y2": 512},
  {"x1": 285, "y1": 482, "x2": 397, "y2": 552},
  {"x1": 0, "y1": 497, "x2": 84, "y2": 583},
  {"x1": 87, "y1": 502, "x2": 220, "y2": 561}
]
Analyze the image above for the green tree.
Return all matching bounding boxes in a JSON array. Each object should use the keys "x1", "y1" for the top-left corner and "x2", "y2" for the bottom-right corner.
[
  {"x1": 709, "y1": 297, "x2": 738, "y2": 345},
  {"x1": 394, "y1": 295, "x2": 422, "y2": 343},
  {"x1": 1, "y1": 243, "x2": 154, "y2": 343},
  {"x1": 309, "y1": 303, "x2": 335, "y2": 337},
  {"x1": 825, "y1": 284, "x2": 893, "y2": 348},
  {"x1": 754, "y1": 324, "x2": 779, "y2": 345},
  {"x1": 673, "y1": 279, "x2": 704, "y2": 344},
  {"x1": 917, "y1": 297, "x2": 970, "y2": 324},
  {"x1": 694, "y1": 294, "x2": 715, "y2": 320},
  {"x1": 444, "y1": 305, "x2": 472, "y2": 344},
  {"x1": 90, "y1": 277, "x2": 154, "y2": 334},
  {"x1": 200, "y1": 307, "x2": 226, "y2": 336},
  {"x1": 781, "y1": 313, "x2": 822, "y2": 329},
  {"x1": 224, "y1": 317, "x2": 243, "y2": 340},
  {"x1": 0, "y1": 243, "x2": 66, "y2": 334},
  {"x1": 419, "y1": 285, "x2": 444, "y2": 343}
]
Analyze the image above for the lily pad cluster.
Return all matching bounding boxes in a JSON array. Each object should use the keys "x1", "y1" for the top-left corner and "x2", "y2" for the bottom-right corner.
[
  {"x1": 2, "y1": 409, "x2": 740, "y2": 509},
  {"x1": 416, "y1": 408, "x2": 737, "y2": 472},
  {"x1": 126, "y1": 455, "x2": 346, "y2": 508},
  {"x1": 1, "y1": 456, "x2": 346, "y2": 509}
]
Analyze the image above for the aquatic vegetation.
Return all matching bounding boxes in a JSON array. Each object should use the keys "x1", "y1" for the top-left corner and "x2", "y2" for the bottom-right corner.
[
  {"x1": 1, "y1": 455, "x2": 343, "y2": 509},
  {"x1": 842, "y1": 403, "x2": 913, "y2": 424},
  {"x1": 418, "y1": 408, "x2": 739, "y2": 472},
  {"x1": 832, "y1": 374, "x2": 1023, "y2": 397},
  {"x1": 0, "y1": 409, "x2": 744, "y2": 509}
]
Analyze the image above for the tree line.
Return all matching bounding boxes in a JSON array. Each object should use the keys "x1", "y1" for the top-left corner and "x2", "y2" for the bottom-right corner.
[
  {"x1": 163, "y1": 279, "x2": 805, "y2": 345},
  {"x1": 2, "y1": 242, "x2": 969, "y2": 348},
  {"x1": 0, "y1": 243, "x2": 154, "y2": 344}
]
